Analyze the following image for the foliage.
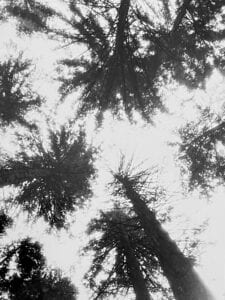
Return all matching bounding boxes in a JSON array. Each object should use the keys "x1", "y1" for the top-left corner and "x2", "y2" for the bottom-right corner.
[
  {"x1": 4, "y1": 0, "x2": 225, "y2": 122},
  {"x1": 179, "y1": 107, "x2": 225, "y2": 191},
  {"x1": 110, "y1": 159, "x2": 214, "y2": 300},
  {"x1": 84, "y1": 209, "x2": 172, "y2": 300},
  {"x1": 0, "y1": 54, "x2": 41, "y2": 128},
  {"x1": 4, "y1": 0, "x2": 56, "y2": 34},
  {"x1": 0, "y1": 211, "x2": 12, "y2": 236},
  {"x1": 0, "y1": 238, "x2": 77, "y2": 299},
  {"x1": 0, "y1": 124, "x2": 97, "y2": 228}
]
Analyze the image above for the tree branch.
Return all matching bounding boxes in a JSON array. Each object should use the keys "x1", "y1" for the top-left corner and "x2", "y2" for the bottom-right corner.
[{"x1": 171, "y1": 0, "x2": 192, "y2": 33}]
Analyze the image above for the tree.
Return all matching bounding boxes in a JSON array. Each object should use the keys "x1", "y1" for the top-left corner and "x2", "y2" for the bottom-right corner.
[
  {"x1": 4, "y1": 0, "x2": 225, "y2": 121},
  {"x1": 0, "y1": 1, "x2": 222, "y2": 298},
  {"x1": 0, "y1": 211, "x2": 12, "y2": 235},
  {"x1": 0, "y1": 54, "x2": 42, "y2": 128},
  {"x1": 112, "y1": 160, "x2": 214, "y2": 300},
  {"x1": 84, "y1": 209, "x2": 172, "y2": 300},
  {"x1": 0, "y1": 123, "x2": 97, "y2": 228},
  {"x1": 179, "y1": 107, "x2": 225, "y2": 191},
  {"x1": 0, "y1": 238, "x2": 77, "y2": 299}
]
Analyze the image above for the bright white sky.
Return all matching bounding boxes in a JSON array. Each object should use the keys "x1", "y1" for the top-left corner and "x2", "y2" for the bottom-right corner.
[{"x1": 0, "y1": 7, "x2": 225, "y2": 300}]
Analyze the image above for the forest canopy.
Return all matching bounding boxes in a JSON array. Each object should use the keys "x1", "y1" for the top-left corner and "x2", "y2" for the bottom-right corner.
[{"x1": 0, "y1": 0, "x2": 225, "y2": 299}]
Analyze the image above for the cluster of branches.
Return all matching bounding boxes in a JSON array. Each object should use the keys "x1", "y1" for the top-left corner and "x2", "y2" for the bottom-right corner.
[
  {"x1": 0, "y1": 211, "x2": 77, "y2": 299},
  {"x1": 82, "y1": 161, "x2": 213, "y2": 300},
  {"x1": 0, "y1": 123, "x2": 97, "y2": 229},
  {"x1": 1, "y1": 0, "x2": 225, "y2": 122},
  {"x1": 0, "y1": 0, "x2": 224, "y2": 299},
  {"x1": 0, "y1": 54, "x2": 42, "y2": 128},
  {"x1": 179, "y1": 107, "x2": 225, "y2": 191}
]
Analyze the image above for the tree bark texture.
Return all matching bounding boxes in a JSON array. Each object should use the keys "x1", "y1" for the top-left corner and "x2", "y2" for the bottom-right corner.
[
  {"x1": 119, "y1": 223, "x2": 153, "y2": 300},
  {"x1": 118, "y1": 177, "x2": 214, "y2": 300}
]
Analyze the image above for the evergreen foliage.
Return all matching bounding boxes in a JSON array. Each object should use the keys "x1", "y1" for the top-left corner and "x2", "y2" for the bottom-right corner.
[
  {"x1": 112, "y1": 160, "x2": 213, "y2": 300},
  {"x1": 0, "y1": 1, "x2": 222, "y2": 299},
  {"x1": 179, "y1": 108, "x2": 225, "y2": 191},
  {"x1": 0, "y1": 211, "x2": 12, "y2": 236},
  {"x1": 84, "y1": 209, "x2": 172, "y2": 299},
  {"x1": 0, "y1": 54, "x2": 41, "y2": 128},
  {"x1": 0, "y1": 124, "x2": 97, "y2": 228},
  {"x1": 4, "y1": 0, "x2": 225, "y2": 121},
  {"x1": 0, "y1": 238, "x2": 77, "y2": 299},
  {"x1": 4, "y1": 0, "x2": 55, "y2": 34}
]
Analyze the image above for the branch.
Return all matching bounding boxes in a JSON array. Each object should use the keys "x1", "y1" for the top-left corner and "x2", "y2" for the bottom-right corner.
[
  {"x1": 181, "y1": 120, "x2": 225, "y2": 151},
  {"x1": 171, "y1": 0, "x2": 192, "y2": 33}
]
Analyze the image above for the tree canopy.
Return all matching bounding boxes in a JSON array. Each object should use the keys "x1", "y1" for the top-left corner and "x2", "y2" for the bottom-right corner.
[
  {"x1": 0, "y1": 238, "x2": 77, "y2": 299},
  {"x1": 0, "y1": 54, "x2": 41, "y2": 128},
  {"x1": 179, "y1": 107, "x2": 225, "y2": 191},
  {"x1": 0, "y1": 0, "x2": 224, "y2": 299},
  {"x1": 84, "y1": 209, "x2": 172, "y2": 299},
  {"x1": 0, "y1": 123, "x2": 97, "y2": 228},
  {"x1": 3, "y1": 0, "x2": 225, "y2": 121}
]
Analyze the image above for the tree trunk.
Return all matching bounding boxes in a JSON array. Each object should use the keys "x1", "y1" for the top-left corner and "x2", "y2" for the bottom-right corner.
[
  {"x1": 103, "y1": 0, "x2": 130, "y2": 100},
  {"x1": 119, "y1": 223, "x2": 153, "y2": 300},
  {"x1": 115, "y1": 0, "x2": 130, "y2": 51},
  {"x1": 117, "y1": 176, "x2": 214, "y2": 300}
]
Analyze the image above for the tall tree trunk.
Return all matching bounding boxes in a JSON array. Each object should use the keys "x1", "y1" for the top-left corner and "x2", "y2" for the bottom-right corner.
[
  {"x1": 103, "y1": 0, "x2": 131, "y2": 100},
  {"x1": 115, "y1": 0, "x2": 130, "y2": 51},
  {"x1": 119, "y1": 222, "x2": 153, "y2": 300},
  {"x1": 116, "y1": 176, "x2": 214, "y2": 300}
]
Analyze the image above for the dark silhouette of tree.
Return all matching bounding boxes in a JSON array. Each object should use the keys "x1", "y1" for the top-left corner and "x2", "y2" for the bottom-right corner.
[
  {"x1": 84, "y1": 209, "x2": 172, "y2": 300},
  {"x1": 112, "y1": 160, "x2": 214, "y2": 300},
  {"x1": 0, "y1": 124, "x2": 97, "y2": 228},
  {"x1": 0, "y1": 54, "x2": 42, "y2": 128},
  {"x1": 0, "y1": 238, "x2": 77, "y2": 299},
  {"x1": 179, "y1": 107, "x2": 225, "y2": 191},
  {"x1": 0, "y1": 211, "x2": 12, "y2": 236},
  {"x1": 4, "y1": 0, "x2": 225, "y2": 121}
]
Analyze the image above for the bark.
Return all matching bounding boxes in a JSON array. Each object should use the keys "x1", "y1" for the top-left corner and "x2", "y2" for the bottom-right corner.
[
  {"x1": 119, "y1": 222, "x2": 152, "y2": 300},
  {"x1": 115, "y1": 0, "x2": 130, "y2": 52},
  {"x1": 117, "y1": 176, "x2": 214, "y2": 300},
  {"x1": 103, "y1": 0, "x2": 131, "y2": 100}
]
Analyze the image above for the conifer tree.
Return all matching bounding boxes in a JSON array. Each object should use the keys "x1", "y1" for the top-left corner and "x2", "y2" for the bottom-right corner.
[
  {"x1": 0, "y1": 238, "x2": 77, "y2": 299},
  {"x1": 84, "y1": 209, "x2": 172, "y2": 300},
  {"x1": 112, "y1": 161, "x2": 214, "y2": 300},
  {"x1": 0, "y1": 54, "x2": 41, "y2": 128},
  {"x1": 0, "y1": 211, "x2": 12, "y2": 236},
  {"x1": 4, "y1": 0, "x2": 225, "y2": 121},
  {"x1": 0, "y1": 123, "x2": 97, "y2": 228},
  {"x1": 179, "y1": 107, "x2": 225, "y2": 191}
]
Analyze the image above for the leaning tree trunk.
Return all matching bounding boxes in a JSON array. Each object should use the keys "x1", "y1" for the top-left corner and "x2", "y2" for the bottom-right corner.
[
  {"x1": 119, "y1": 222, "x2": 153, "y2": 300},
  {"x1": 117, "y1": 176, "x2": 214, "y2": 300}
]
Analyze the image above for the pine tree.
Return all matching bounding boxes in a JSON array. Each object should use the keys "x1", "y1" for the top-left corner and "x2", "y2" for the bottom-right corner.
[
  {"x1": 4, "y1": 0, "x2": 225, "y2": 121},
  {"x1": 0, "y1": 238, "x2": 77, "y2": 299},
  {"x1": 0, "y1": 54, "x2": 41, "y2": 128},
  {"x1": 112, "y1": 161, "x2": 214, "y2": 300},
  {"x1": 0, "y1": 211, "x2": 12, "y2": 236},
  {"x1": 0, "y1": 123, "x2": 97, "y2": 228},
  {"x1": 179, "y1": 107, "x2": 225, "y2": 191},
  {"x1": 84, "y1": 209, "x2": 172, "y2": 300}
]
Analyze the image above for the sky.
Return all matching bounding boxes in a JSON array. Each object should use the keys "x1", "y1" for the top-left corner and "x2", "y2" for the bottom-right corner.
[{"x1": 0, "y1": 5, "x2": 225, "y2": 300}]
